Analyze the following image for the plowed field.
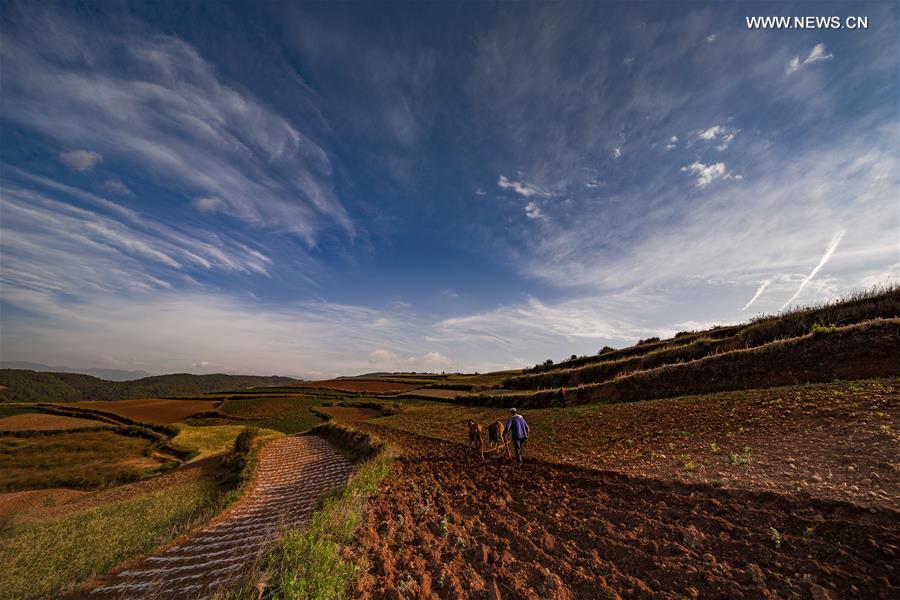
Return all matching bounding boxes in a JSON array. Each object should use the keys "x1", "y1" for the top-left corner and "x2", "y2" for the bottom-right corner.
[
  {"x1": 355, "y1": 427, "x2": 899, "y2": 599},
  {"x1": 58, "y1": 399, "x2": 221, "y2": 424}
]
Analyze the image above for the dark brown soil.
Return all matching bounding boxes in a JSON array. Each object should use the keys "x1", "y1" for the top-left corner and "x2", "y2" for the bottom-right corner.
[
  {"x1": 355, "y1": 426, "x2": 899, "y2": 600},
  {"x1": 378, "y1": 379, "x2": 900, "y2": 510}
]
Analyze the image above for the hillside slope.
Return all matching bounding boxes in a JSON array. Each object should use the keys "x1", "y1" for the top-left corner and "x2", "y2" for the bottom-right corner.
[{"x1": 0, "y1": 371, "x2": 301, "y2": 403}]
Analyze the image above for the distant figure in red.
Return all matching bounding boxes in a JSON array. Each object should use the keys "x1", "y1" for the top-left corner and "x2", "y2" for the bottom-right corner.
[{"x1": 559, "y1": 387, "x2": 567, "y2": 408}]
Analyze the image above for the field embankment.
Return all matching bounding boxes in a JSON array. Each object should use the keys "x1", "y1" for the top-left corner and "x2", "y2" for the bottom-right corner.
[
  {"x1": 462, "y1": 319, "x2": 900, "y2": 408},
  {"x1": 516, "y1": 284, "x2": 900, "y2": 380},
  {"x1": 256, "y1": 423, "x2": 389, "y2": 599},
  {"x1": 289, "y1": 379, "x2": 422, "y2": 394}
]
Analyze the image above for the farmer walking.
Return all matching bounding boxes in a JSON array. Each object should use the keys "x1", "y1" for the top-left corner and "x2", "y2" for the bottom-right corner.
[
  {"x1": 506, "y1": 408, "x2": 530, "y2": 465},
  {"x1": 559, "y1": 387, "x2": 568, "y2": 408}
]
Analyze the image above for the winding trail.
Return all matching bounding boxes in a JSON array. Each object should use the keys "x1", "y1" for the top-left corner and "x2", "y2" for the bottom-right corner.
[{"x1": 85, "y1": 435, "x2": 352, "y2": 600}]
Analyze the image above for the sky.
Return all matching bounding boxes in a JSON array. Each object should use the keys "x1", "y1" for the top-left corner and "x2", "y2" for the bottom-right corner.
[{"x1": 0, "y1": 1, "x2": 898, "y2": 379}]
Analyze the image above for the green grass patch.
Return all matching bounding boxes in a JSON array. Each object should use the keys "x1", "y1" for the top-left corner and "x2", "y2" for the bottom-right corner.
[
  {"x1": 263, "y1": 453, "x2": 392, "y2": 599},
  {"x1": 170, "y1": 424, "x2": 282, "y2": 462},
  {"x1": 0, "y1": 406, "x2": 39, "y2": 418},
  {"x1": 0, "y1": 479, "x2": 219, "y2": 600},
  {"x1": 0, "y1": 430, "x2": 158, "y2": 491}
]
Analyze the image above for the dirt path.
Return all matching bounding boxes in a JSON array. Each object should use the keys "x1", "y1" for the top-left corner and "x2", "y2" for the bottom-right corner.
[
  {"x1": 82, "y1": 435, "x2": 352, "y2": 599},
  {"x1": 356, "y1": 425, "x2": 899, "y2": 599}
]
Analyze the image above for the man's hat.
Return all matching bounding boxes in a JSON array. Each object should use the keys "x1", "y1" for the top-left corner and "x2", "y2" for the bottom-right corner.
[{"x1": 509, "y1": 407, "x2": 517, "y2": 414}]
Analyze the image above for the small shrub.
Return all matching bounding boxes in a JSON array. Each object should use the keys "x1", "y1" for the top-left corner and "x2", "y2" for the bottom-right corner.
[
  {"x1": 769, "y1": 527, "x2": 782, "y2": 548},
  {"x1": 681, "y1": 455, "x2": 699, "y2": 472},
  {"x1": 811, "y1": 323, "x2": 837, "y2": 336},
  {"x1": 637, "y1": 337, "x2": 660, "y2": 346},
  {"x1": 729, "y1": 452, "x2": 749, "y2": 465},
  {"x1": 234, "y1": 426, "x2": 259, "y2": 454},
  {"x1": 709, "y1": 442, "x2": 719, "y2": 454}
]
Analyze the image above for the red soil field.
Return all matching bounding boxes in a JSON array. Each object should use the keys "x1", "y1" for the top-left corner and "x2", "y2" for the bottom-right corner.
[
  {"x1": 290, "y1": 379, "x2": 421, "y2": 393},
  {"x1": 0, "y1": 413, "x2": 112, "y2": 431},
  {"x1": 57, "y1": 399, "x2": 221, "y2": 424},
  {"x1": 379, "y1": 379, "x2": 900, "y2": 510},
  {"x1": 355, "y1": 426, "x2": 899, "y2": 599}
]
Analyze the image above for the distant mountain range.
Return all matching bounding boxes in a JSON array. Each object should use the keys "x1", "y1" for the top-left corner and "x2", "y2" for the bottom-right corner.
[
  {"x1": 0, "y1": 368, "x2": 302, "y2": 403},
  {"x1": 0, "y1": 361, "x2": 151, "y2": 382}
]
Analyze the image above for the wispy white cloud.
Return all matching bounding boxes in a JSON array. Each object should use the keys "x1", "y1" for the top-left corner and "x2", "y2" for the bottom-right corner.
[
  {"x1": 742, "y1": 279, "x2": 772, "y2": 311},
  {"x1": 787, "y1": 43, "x2": 833, "y2": 75},
  {"x1": 497, "y1": 175, "x2": 549, "y2": 198},
  {"x1": 193, "y1": 196, "x2": 228, "y2": 213},
  {"x1": 698, "y1": 125, "x2": 738, "y2": 150},
  {"x1": 524, "y1": 201, "x2": 546, "y2": 220},
  {"x1": 706, "y1": 34, "x2": 717, "y2": 43},
  {"x1": 103, "y1": 178, "x2": 133, "y2": 196},
  {"x1": 681, "y1": 161, "x2": 727, "y2": 188},
  {"x1": 612, "y1": 147, "x2": 622, "y2": 160},
  {"x1": 779, "y1": 230, "x2": 846, "y2": 311},
  {"x1": 1, "y1": 10, "x2": 351, "y2": 243},
  {"x1": 368, "y1": 348, "x2": 451, "y2": 372},
  {"x1": 665, "y1": 136, "x2": 678, "y2": 150},
  {"x1": 59, "y1": 149, "x2": 103, "y2": 172},
  {"x1": 0, "y1": 174, "x2": 275, "y2": 309}
]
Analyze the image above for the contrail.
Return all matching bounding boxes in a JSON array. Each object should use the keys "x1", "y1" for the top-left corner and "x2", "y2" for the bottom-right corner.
[
  {"x1": 779, "y1": 230, "x2": 846, "y2": 312},
  {"x1": 742, "y1": 279, "x2": 772, "y2": 311}
]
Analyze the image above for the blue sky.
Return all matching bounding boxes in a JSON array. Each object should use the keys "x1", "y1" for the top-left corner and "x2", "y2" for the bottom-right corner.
[{"x1": 1, "y1": 1, "x2": 897, "y2": 378}]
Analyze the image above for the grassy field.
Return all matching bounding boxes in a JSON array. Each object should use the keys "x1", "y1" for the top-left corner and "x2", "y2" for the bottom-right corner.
[
  {"x1": 0, "y1": 406, "x2": 39, "y2": 418},
  {"x1": 0, "y1": 478, "x2": 220, "y2": 600},
  {"x1": 170, "y1": 424, "x2": 282, "y2": 462},
  {"x1": 0, "y1": 430, "x2": 161, "y2": 491}
]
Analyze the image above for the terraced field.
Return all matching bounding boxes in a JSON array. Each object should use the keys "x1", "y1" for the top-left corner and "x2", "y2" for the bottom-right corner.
[
  {"x1": 56, "y1": 399, "x2": 222, "y2": 424},
  {"x1": 0, "y1": 413, "x2": 112, "y2": 431}
]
